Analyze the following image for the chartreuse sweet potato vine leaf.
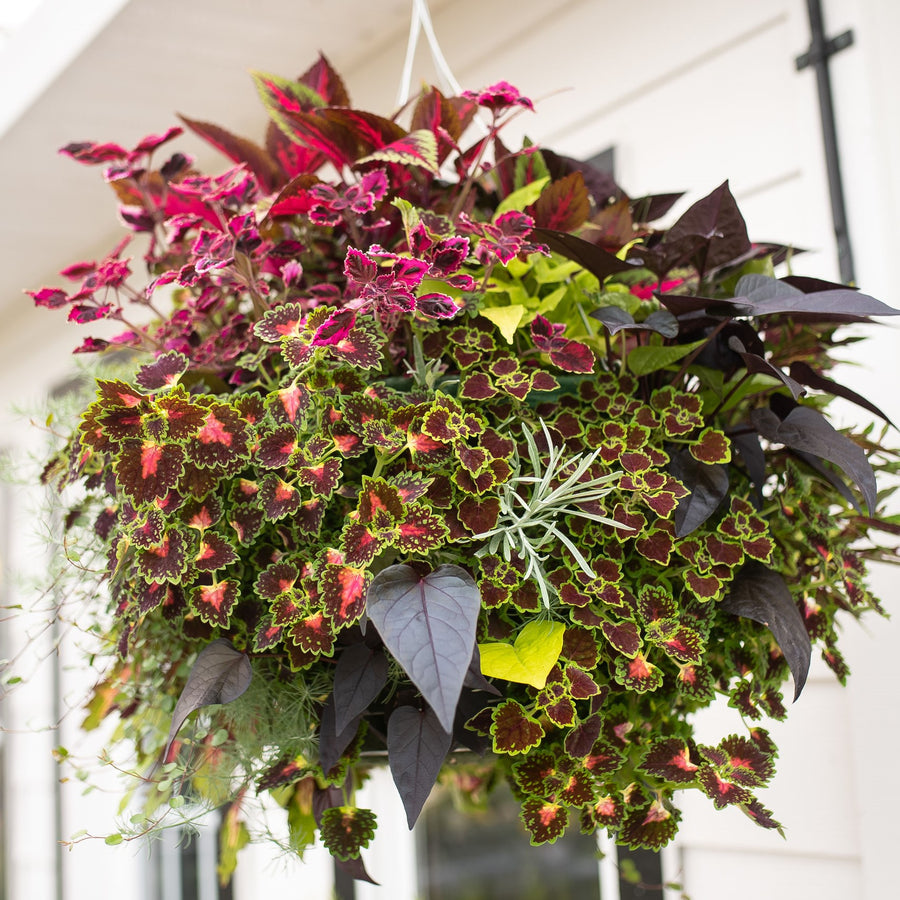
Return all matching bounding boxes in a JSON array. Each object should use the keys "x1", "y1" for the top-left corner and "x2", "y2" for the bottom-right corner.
[
  {"x1": 162, "y1": 639, "x2": 252, "y2": 762},
  {"x1": 479, "y1": 620, "x2": 566, "y2": 689},
  {"x1": 366, "y1": 564, "x2": 480, "y2": 732}
]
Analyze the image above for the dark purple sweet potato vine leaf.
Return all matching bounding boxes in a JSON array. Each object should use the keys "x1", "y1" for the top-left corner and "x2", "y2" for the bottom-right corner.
[
  {"x1": 162, "y1": 638, "x2": 252, "y2": 762},
  {"x1": 670, "y1": 449, "x2": 730, "y2": 538},
  {"x1": 591, "y1": 306, "x2": 679, "y2": 338},
  {"x1": 332, "y1": 643, "x2": 389, "y2": 733},
  {"x1": 319, "y1": 692, "x2": 362, "y2": 775},
  {"x1": 366, "y1": 564, "x2": 481, "y2": 732},
  {"x1": 530, "y1": 227, "x2": 635, "y2": 282},
  {"x1": 387, "y1": 705, "x2": 453, "y2": 828},
  {"x1": 752, "y1": 404, "x2": 877, "y2": 514},
  {"x1": 721, "y1": 562, "x2": 812, "y2": 701}
]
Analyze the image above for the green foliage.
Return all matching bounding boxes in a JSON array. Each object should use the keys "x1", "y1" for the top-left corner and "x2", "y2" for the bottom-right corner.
[{"x1": 28, "y1": 54, "x2": 900, "y2": 881}]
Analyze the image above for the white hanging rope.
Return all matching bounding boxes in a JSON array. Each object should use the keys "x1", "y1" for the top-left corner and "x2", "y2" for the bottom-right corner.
[{"x1": 396, "y1": 0, "x2": 464, "y2": 107}]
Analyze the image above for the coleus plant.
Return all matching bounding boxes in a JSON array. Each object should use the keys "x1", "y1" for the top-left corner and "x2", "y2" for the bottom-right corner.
[{"x1": 32, "y1": 54, "x2": 900, "y2": 883}]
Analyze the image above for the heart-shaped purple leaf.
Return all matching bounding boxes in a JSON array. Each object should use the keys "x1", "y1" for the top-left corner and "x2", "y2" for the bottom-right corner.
[
  {"x1": 366, "y1": 564, "x2": 480, "y2": 732},
  {"x1": 163, "y1": 639, "x2": 251, "y2": 762}
]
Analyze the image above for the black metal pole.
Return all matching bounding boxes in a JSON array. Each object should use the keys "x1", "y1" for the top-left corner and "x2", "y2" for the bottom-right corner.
[{"x1": 797, "y1": 0, "x2": 856, "y2": 284}]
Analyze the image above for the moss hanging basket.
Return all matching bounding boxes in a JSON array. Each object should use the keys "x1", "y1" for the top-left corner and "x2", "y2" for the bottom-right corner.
[{"x1": 30, "y1": 54, "x2": 900, "y2": 881}]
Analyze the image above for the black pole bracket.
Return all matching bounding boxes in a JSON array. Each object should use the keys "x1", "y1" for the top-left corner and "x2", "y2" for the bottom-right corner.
[{"x1": 796, "y1": 28, "x2": 855, "y2": 71}]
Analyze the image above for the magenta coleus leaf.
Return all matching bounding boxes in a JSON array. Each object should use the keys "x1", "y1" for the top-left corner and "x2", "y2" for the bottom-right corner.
[
  {"x1": 640, "y1": 738, "x2": 699, "y2": 784},
  {"x1": 367, "y1": 564, "x2": 481, "y2": 732},
  {"x1": 357, "y1": 128, "x2": 439, "y2": 174},
  {"x1": 387, "y1": 705, "x2": 452, "y2": 828},
  {"x1": 162, "y1": 638, "x2": 252, "y2": 762}
]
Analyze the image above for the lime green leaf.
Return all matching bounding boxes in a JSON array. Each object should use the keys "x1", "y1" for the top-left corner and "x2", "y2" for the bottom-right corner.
[
  {"x1": 627, "y1": 339, "x2": 706, "y2": 376},
  {"x1": 105, "y1": 834, "x2": 124, "y2": 846},
  {"x1": 495, "y1": 177, "x2": 550, "y2": 217},
  {"x1": 480, "y1": 305, "x2": 527, "y2": 344},
  {"x1": 479, "y1": 620, "x2": 566, "y2": 689},
  {"x1": 536, "y1": 285, "x2": 567, "y2": 315}
]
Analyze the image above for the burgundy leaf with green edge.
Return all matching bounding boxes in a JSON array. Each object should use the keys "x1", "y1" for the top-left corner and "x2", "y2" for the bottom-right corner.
[
  {"x1": 320, "y1": 806, "x2": 377, "y2": 861},
  {"x1": 600, "y1": 619, "x2": 641, "y2": 657},
  {"x1": 190, "y1": 579, "x2": 239, "y2": 628},
  {"x1": 640, "y1": 738, "x2": 699, "y2": 784},
  {"x1": 188, "y1": 403, "x2": 250, "y2": 471},
  {"x1": 722, "y1": 561, "x2": 811, "y2": 700},
  {"x1": 114, "y1": 440, "x2": 185, "y2": 506},
  {"x1": 618, "y1": 800, "x2": 681, "y2": 850},
  {"x1": 387, "y1": 705, "x2": 453, "y2": 828},
  {"x1": 162, "y1": 638, "x2": 251, "y2": 763},
  {"x1": 366, "y1": 564, "x2": 480, "y2": 732},
  {"x1": 194, "y1": 532, "x2": 238, "y2": 571},
  {"x1": 289, "y1": 610, "x2": 335, "y2": 656},
  {"x1": 490, "y1": 700, "x2": 545, "y2": 755},
  {"x1": 136, "y1": 528, "x2": 189, "y2": 582},
  {"x1": 752, "y1": 402, "x2": 877, "y2": 515},
  {"x1": 332, "y1": 644, "x2": 389, "y2": 733},
  {"x1": 521, "y1": 798, "x2": 568, "y2": 845},
  {"x1": 321, "y1": 564, "x2": 369, "y2": 626}
]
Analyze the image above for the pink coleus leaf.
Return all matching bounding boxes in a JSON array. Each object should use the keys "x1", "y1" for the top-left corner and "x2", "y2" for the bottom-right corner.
[
  {"x1": 135, "y1": 351, "x2": 189, "y2": 391},
  {"x1": 190, "y1": 579, "x2": 239, "y2": 628},
  {"x1": 462, "y1": 81, "x2": 535, "y2": 113},
  {"x1": 357, "y1": 128, "x2": 439, "y2": 174},
  {"x1": 59, "y1": 140, "x2": 129, "y2": 164}
]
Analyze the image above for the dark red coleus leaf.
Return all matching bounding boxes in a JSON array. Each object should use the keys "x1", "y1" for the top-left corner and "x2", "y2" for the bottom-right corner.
[
  {"x1": 114, "y1": 440, "x2": 185, "y2": 506},
  {"x1": 135, "y1": 351, "x2": 189, "y2": 391},
  {"x1": 490, "y1": 700, "x2": 545, "y2": 755},
  {"x1": 618, "y1": 800, "x2": 681, "y2": 850},
  {"x1": 528, "y1": 171, "x2": 590, "y2": 232},
  {"x1": 136, "y1": 528, "x2": 189, "y2": 583},
  {"x1": 190, "y1": 579, "x2": 239, "y2": 628},
  {"x1": 321, "y1": 564, "x2": 369, "y2": 626},
  {"x1": 320, "y1": 806, "x2": 377, "y2": 862},
  {"x1": 520, "y1": 798, "x2": 568, "y2": 845},
  {"x1": 289, "y1": 610, "x2": 335, "y2": 656},
  {"x1": 194, "y1": 532, "x2": 238, "y2": 571},
  {"x1": 640, "y1": 738, "x2": 699, "y2": 784}
]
